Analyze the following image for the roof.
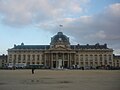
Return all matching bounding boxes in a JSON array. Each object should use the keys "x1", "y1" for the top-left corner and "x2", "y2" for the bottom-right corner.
[
  {"x1": 113, "y1": 55, "x2": 120, "y2": 59},
  {"x1": 12, "y1": 44, "x2": 108, "y2": 50},
  {"x1": 0, "y1": 55, "x2": 7, "y2": 59},
  {"x1": 70, "y1": 44, "x2": 108, "y2": 49},
  {"x1": 13, "y1": 45, "x2": 50, "y2": 49},
  {"x1": 50, "y1": 32, "x2": 70, "y2": 45}
]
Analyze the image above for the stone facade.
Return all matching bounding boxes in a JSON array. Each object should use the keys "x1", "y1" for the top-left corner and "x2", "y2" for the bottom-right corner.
[
  {"x1": 0, "y1": 54, "x2": 7, "y2": 68},
  {"x1": 7, "y1": 32, "x2": 114, "y2": 69},
  {"x1": 113, "y1": 55, "x2": 120, "y2": 67}
]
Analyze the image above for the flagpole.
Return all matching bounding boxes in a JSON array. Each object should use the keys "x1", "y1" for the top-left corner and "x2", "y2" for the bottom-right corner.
[{"x1": 59, "y1": 25, "x2": 63, "y2": 32}]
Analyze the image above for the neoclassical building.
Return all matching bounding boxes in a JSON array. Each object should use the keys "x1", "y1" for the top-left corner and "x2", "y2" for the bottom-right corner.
[{"x1": 7, "y1": 32, "x2": 114, "y2": 69}]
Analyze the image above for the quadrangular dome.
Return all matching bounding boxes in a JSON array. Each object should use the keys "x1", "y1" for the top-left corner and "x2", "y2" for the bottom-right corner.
[{"x1": 50, "y1": 32, "x2": 70, "y2": 45}]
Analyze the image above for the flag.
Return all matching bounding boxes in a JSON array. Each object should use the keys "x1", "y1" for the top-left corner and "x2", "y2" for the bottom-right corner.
[{"x1": 59, "y1": 25, "x2": 63, "y2": 27}]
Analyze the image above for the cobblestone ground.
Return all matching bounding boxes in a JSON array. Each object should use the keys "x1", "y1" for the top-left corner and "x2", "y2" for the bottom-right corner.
[{"x1": 0, "y1": 70, "x2": 120, "y2": 90}]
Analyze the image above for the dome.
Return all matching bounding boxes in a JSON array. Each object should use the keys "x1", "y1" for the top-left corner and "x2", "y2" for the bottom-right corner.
[{"x1": 50, "y1": 32, "x2": 70, "y2": 45}]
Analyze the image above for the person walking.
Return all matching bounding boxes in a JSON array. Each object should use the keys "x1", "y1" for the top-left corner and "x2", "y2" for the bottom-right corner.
[{"x1": 32, "y1": 68, "x2": 35, "y2": 74}]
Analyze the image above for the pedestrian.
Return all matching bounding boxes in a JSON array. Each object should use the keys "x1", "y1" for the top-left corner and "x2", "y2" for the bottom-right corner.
[{"x1": 32, "y1": 68, "x2": 35, "y2": 74}]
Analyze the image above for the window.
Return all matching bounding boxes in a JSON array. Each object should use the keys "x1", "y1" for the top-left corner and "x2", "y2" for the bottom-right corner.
[
  {"x1": 80, "y1": 55, "x2": 83, "y2": 61},
  {"x1": 27, "y1": 62, "x2": 30, "y2": 65},
  {"x1": 109, "y1": 55, "x2": 111, "y2": 61},
  {"x1": 37, "y1": 55, "x2": 39, "y2": 60},
  {"x1": 81, "y1": 62, "x2": 83, "y2": 65},
  {"x1": 27, "y1": 55, "x2": 30, "y2": 61},
  {"x1": 64, "y1": 54, "x2": 68, "y2": 60},
  {"x1": 85, "y1": 55, "x2": 88, "y2": 61},
  {"x1": 9, "y1": 54, "x2": 12, "y2": 60},
  {"x1": 37, "y1": 62, "x2": 39, "y2": 64},
  {"x1": 95, "y1": 55, "x2": 97, "y2": 61},
  {"x1": 14, "y1": 55, "x2": 16, "y2": 60},
  {"x1": 99, "y1": 55, "x2": 102, "y2": 61},
  {"x1": 53, "y1": 54, "x2": 56, "y2": 60},
  {"x1": 23, "y1": 55, "x2": 26, "y2": 60},
  {"x1": 18, "y1": 55, "x2": 21, "y2": 60},
  {"x1": 32, "y1": 55, "x2": 35, "y2": 60},
  {"x1": 90, "y1": 55, "x2": 93, "y2": 61},
  {"x1": 104, "y1": 55, "x2": 107, "y2": 60}
]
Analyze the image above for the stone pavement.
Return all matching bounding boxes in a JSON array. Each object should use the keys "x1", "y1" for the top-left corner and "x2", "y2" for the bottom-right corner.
[{"x1": 0, "y1": 70, "x2": 120, "y2": 90}]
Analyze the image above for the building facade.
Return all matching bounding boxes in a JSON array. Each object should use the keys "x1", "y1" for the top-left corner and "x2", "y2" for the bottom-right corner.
[
  {"x1": 7, "y1": 32, "x2": 114, "y2": 69},
  {"x1": 113, "y1": 55, "x2": 120, "y2": 68},
  {"x1": 0, "y1": 54, "x2": 7, "y2": 68}
]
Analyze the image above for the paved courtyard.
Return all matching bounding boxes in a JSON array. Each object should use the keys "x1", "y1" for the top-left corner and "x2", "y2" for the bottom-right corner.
[{"x1": 0, "y1": 70, "x2": 120, "y2": 90}]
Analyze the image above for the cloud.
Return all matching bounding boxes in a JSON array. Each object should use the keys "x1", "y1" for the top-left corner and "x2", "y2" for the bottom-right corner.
[
  {"x1": 0, "y1": 0, "x2": 89, "y2": 27},
  {"x1": 38, "y1": 3, "x2": 120, "y2": 54},
  {"x1": 0, "y1": 1, "x2": 120, "y2": 54},
  {"x1": 87, "y1": 31, "x2": 107, "y2": 39}
]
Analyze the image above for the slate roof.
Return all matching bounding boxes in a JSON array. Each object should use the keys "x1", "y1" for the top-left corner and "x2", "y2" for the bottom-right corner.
[
  {"x1": 12, "y1": 44, "x2": 108, "y2": 50},
  {"x1": 113, "y1": 55, "x2": 120, "y2": 59},
  {"x1": 70, "y1": 44, "x2": 108, "y2": 49},
  {"x1": 13, "y1": 45, "x2": 50, "y2": 49},
  {"x1": 50, "y1": 32, "x2": 70, "y2": 45}
]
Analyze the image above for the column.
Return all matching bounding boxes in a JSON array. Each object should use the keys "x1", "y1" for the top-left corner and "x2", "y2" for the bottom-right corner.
[
  {"x1": 111, "y1": 54, "x2": 113, "y2": 66},
  {"x1": 34, "y1": 54, "x2": 36, "y2": 64},
  {"x1": 26, "y1": 54, "x2": 28, "y2": 64},
  {"x1": 21, "y1": 54, "x2": 23, "y2": 63},
  {"x1": 96, "y1": 54, "x2": 99, "y2": 66},
  {"x1": 63, "y1": 53, "x2": 64, "y2": 67},
  {"x1": 51, "y1": 53, "x2": 53, "y2": 68},
  {"x1": 69, "y1": 53, "x2": 71, "y2": 68},
  {"x1": 30, "y1": 53, "x2": 32, "y2": 64},
  {"x1": 74, "y1": 53, "x2": 76, "y2": 65},
  {"x1": 56, "y1": 53, "x2": 58, "y2": 68},
  {"x1": 39, "y1": 54, "x2": 41, "y2": 64},
  {"x1": 44, "y1": 53, "x2": 46, "y2": 67},
  {"x1": 11, "y1": 54, "x2": 13, "y2": 64},
  {"x1": 83, "y1": 54, "x2": 85, "y2": 68},
  {"x1": 88, "y1": 54, "x2": 90, "y2": 67},
  {"x1": 102, "y1": 54, "x2": 104, "y2": 65},
  {"x1": 68, "y1": 53, "x2": 69, "y2": 68},
  {"x1": 106, "y1": 54, "x2": 109, "y2": 65},
  {"x1": 16, "y1": 54, "x2": 18, "y2": 64},
  {"x1": 92, "y1": 54, "x2": 95, "y2": 67},
  {"x1": 78, "y1": 54, "x2": 80, "y2": 67}
]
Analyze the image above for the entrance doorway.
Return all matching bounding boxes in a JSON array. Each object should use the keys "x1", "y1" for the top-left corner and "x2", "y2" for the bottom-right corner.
[
  {"x1": 64, "y1": 61, "x2": 68, "y2": 68},
  {"x1": 53, "y1": 61, "x2": 56, "y2": 68}
]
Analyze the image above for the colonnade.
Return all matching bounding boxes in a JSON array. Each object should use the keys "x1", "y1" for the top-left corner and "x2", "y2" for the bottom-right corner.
[{"x1": 44, "y1": 52, "x2": 76, "y2": 68}]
